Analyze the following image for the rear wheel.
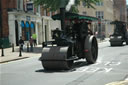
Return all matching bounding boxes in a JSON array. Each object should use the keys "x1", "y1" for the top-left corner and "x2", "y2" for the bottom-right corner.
[{"x1": 84, "y1": 36, "x2": 98, "y2": 64}]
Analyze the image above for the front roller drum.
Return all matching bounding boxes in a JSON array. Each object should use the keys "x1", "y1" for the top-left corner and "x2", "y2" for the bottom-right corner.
[
  {"x1": 110, "y1": 41, "x2": 123, "y2": 46},
  {"x1": 39, "y1": 46, "x2": 73, "y2": 70}
]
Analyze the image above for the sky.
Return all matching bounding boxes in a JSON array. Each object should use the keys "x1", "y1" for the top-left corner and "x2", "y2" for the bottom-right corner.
[{"x1": 127, "y1": 0, "x2": 128, "y2": 5}]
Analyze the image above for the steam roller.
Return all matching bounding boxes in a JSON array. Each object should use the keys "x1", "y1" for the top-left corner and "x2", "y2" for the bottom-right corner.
[{"x1": 39, "y1": 12, "x2": 99, "y2": 70}]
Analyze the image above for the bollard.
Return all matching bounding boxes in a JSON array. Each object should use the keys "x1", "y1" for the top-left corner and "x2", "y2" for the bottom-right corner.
[
  {"x1": 12, "y1": 43, "x2": 14, "y2": 52},
  {"x1": 1, "y1": 44, "x2": 4, "y2": 56},
  {"x1": 27, "y1": 43, "x2": 29, "y2": 52},
  {"x1": 42, "y1": 42, "x2": 47, "y2": 48},
  {"x1": 42, "y1": 42, "x2": 43, "y2": 48},
  {"x1": 30, "y1": 44, "x2": 33, "y2": 52},
  {"x1": 19, "y1": 45, "x2": 22, "y2": 57}
]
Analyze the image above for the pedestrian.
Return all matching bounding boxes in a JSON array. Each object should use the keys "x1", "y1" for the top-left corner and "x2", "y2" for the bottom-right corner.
[
  {"x1": 19, "y1": 36, "x2": 24, "y2": 51},
  {"x1": 29, "y1": 36, "x2": 33, "y2": 52},
  {"x1": 32, "y1": 33, "x2": 37, "y2": 47}
]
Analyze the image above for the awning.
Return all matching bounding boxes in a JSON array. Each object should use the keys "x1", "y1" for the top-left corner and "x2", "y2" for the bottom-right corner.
[{"x1": 52, "y1": 12, "x2": 98, "y2": 21}]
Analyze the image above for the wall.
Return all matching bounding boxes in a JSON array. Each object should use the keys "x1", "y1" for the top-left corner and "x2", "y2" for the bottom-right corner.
[
  {"x1": 78, "y1": 0, "x2": 114, "y2": 38},
  {"x1": 8, "y1": 11, "x2": 42, "y2": 46}
]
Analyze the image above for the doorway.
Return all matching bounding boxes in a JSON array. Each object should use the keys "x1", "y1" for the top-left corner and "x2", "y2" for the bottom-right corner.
[{"x1": 15, "y1": 20, "x2": 19, "y2": 46}]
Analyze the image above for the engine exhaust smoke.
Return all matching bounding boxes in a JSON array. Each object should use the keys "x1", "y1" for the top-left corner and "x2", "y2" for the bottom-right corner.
[{"x1": 66, "y1": 0, "x2": 75, "y2": 11}]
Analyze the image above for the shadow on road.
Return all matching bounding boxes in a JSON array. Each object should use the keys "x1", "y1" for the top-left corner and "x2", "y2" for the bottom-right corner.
[{"x1": 35, "y1": 60, "x2": 92, "y2": 73}]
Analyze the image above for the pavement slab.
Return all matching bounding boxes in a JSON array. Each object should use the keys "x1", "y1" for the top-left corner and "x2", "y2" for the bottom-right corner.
[{"x1": 0, "y1": 45, "x2": 42, "y2": 63}]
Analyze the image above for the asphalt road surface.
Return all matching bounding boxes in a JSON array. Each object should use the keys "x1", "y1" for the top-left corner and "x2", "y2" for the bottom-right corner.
[{"x1": 0, "y1": 41, "x2": 128, "y2": 85}]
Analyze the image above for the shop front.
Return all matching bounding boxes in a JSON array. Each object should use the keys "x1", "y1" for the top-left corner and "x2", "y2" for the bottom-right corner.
[{"x1": 8, "y1": 12, "x2": 42, "y2": 46}]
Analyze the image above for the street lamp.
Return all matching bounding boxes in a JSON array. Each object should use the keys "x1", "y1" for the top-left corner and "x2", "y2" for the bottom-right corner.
[
  {"x1": 0, "y1": 0, "x2": 4, "y2": 56},
  {"x1": 98, "y1": 19, "x2": 102, "y2": 40}
]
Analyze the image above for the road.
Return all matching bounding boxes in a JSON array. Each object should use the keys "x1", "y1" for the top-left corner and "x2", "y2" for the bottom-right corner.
[{"x1": 0, "y1": 41, "x2": 128, "y2": 85}]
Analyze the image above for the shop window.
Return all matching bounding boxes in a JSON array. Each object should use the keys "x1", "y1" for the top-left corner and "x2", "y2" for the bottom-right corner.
[{"x1": 30, "y1": 22, "x2": 35, "y2": 34}]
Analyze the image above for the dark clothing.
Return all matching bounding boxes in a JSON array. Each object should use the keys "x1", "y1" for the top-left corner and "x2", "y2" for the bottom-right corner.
[
  {"x1": 19, "y1": 39, "x2": 24, "y2": 50},
  {"x1": 33, "y1": 39, "x2": 37, "y2": 46},
  {"x1": 19, "y1": 39, "x2": 24, "y2": 45},
  {"x1": 29, "y1": 38, "x2": 34, "y2": 52}
]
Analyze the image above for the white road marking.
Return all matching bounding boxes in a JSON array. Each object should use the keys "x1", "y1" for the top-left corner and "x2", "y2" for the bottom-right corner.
[
  {"x1": 104, "y1": 68, "x2": 113, "y2": 72},
  {"x1": 105, "y1": 61, "x2": 121, "y2": 66},
  {"x1": 98, "y1": 68, "x2": 113, "y2": 73},
  {"x1": 85, "y1": 67, "x2": 100, "y2": 73},
  {"x1": 75, "y1": 67, "x2": 89, "y2": 72},
  {"x1": 104, "y1": 62, "x2": 110, "y2": 66},
  {"x1": 75, "y1": 67, "x2": 112, "y2": 73}
]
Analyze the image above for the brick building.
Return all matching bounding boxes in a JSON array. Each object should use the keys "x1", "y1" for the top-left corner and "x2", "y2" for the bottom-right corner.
[
  {"x1": 0, "y1": 0, "x2": 18, "y2": 48},
  {"x1": 0, "y1": 0, "x2": 42, "y2": 47},
  {"x1": 0, "y1": 0, "x2": 17, "y2": 38}
]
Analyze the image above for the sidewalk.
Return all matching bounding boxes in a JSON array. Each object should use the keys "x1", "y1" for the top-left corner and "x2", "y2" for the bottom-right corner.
[
  {"x1": 0, "y1": 45, "x2": 42, "y2": 63},
  {"x1": 0, "y1": 38, "x2": 109, "y2": 63}
]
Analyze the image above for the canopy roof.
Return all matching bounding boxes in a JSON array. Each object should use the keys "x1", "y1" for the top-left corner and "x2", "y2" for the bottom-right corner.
[
  {"x1": 52, "y1": 12, "x2": 99, "y2": 21},
  {"x1": 110, "y1": 20, "x2": 126, "y2": 24}
]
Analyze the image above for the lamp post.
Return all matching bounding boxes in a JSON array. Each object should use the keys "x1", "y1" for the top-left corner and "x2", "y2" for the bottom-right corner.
[
  {"x1": 0, "y1": 0, "x2": 4, "y2": 56},
  {"x1": 98, "y1": 19, "x2": 102, "y2": 40}
]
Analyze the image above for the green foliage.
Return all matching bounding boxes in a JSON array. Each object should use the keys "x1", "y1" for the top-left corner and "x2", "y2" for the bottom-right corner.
[{"x1": 33, "y1": 0, "x2": 102, "y2": 12}]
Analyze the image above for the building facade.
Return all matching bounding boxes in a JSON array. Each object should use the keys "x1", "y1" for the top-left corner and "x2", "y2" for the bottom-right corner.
[
  {"x1": 0, "y1": 0, "x2": 18, "y2": 48},
  {"x1": 0, "y1": 0, "x2": 61, "y2": 47},
  {"x1": 78, "y1": 0, "x2": 114, "y2": 38}
]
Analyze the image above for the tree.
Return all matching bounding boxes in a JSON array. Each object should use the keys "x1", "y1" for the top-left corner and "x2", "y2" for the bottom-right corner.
[
  {"x1": 33, "y1": 0, "x2": 102, "y2": 13},
  {"x1": 33, "y1": 0, "x2": 102, "y2": 30}
]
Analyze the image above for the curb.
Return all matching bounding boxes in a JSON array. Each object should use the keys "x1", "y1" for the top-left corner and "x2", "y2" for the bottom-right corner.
[
  {"x1": 0, "y1": 57, "x2": 29, "y2": 64},
  {"x1": 105, "y1": 80, "x2": 128, "y2": 85}
]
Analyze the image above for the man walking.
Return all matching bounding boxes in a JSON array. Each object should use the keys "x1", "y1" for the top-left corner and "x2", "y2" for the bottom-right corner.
[{"x1": 32, "y1": 33, "x2": 37, "y2": 46}]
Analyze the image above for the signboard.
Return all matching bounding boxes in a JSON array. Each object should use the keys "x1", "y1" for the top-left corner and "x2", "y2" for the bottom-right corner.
[{"x1": 26, "y1": 2, "x2": 34, "y2": 11}]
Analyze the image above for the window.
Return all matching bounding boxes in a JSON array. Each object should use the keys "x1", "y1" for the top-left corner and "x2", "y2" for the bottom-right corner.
[
  {"x1": 17, "y1": 0, "x2": 23, "y2": 10},
  {"x1": 26, "y1": 1, "x2": 34, "y2": 12},
  {"x1": 36, "y1": 6, "x2": 40, "y2": 13},
  {"x1": 17, "y1": 0, "x2": 21, "y2": 10},
  {"x1": 44, "y1": 10, "x2": 46, "y2": 16},
  {"x1": 96, "y1": 11, "x2": 104, "y2": 19},
  {"x1": 96, "y1": 2, "x2": 103, "y2": 6},
  {"x1": 83, "y1": 11, "x2": 87, "y2": 15}
]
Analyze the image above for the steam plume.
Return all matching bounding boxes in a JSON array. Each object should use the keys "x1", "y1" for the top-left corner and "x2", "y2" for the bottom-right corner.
[{"x1": 66, "y1": 0, "x2": 75, "y2": 11}]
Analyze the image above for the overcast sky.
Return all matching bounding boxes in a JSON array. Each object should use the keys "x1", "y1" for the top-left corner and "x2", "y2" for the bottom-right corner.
[{"x1": 127, "y1": 0, "x2": 128, "y2": 5}]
